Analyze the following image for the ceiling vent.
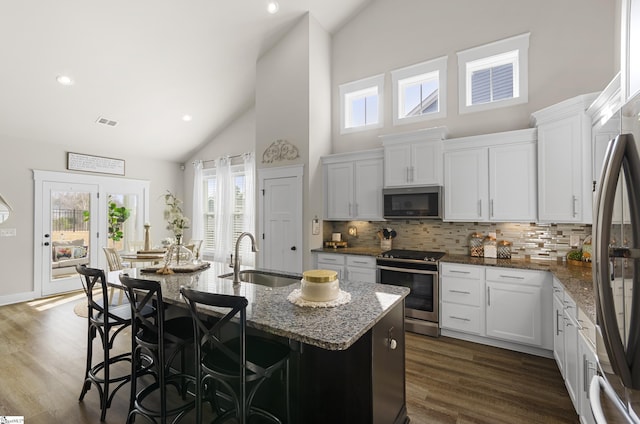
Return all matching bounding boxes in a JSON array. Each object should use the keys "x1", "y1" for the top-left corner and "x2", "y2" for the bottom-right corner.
[{"x1": 95, "y1": 116, "x2": 118, "y2": 127}]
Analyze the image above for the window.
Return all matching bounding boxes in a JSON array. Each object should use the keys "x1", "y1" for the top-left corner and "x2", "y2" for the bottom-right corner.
[
  {"x1": 392, "y1": 56, "x2": 447, "y2": 125},
  {"x1": 340, "y1": 74, "x2": 384, "y2": 133},
  {"x1": 202, "y1": 165, "x2": 246, "y2": 256},
  {"x1": 457, "y1": 33, "x2": 530, "y2": 114}
]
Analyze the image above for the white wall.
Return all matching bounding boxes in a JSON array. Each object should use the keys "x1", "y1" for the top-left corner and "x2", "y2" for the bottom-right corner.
[
  {"x1": 0, "y1": 134, "x2": 182, "y2": 302},
  {"x1": 331, "y1": 0, "x2": 617, "y2": 153},
  {"x1": 182, "y1": 107, "x2": 256, "y2": 241}
]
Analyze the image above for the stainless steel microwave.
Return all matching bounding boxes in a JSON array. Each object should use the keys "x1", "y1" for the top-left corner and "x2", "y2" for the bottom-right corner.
[{"x1": 383, "y1": 186, "x2": 443, "y2": 219}]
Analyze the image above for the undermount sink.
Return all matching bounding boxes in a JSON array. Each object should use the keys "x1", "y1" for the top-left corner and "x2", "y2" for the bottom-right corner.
[{"x1": 219, "y1": 270, "x2": 300, "y2": 288}]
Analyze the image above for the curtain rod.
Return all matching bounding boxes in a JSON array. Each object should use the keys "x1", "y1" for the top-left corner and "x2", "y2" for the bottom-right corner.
[{"x1": 193, "y1": 152, "x2": 251, "y2": 166}]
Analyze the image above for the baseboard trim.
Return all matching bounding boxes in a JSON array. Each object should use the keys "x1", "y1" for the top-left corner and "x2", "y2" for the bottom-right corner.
[
  {"x1": 0, "y1": 291, "x2": 37, "y2": 307},
  {"x1": 441, "y1": 329, "x2": 554, "y2": 359}
]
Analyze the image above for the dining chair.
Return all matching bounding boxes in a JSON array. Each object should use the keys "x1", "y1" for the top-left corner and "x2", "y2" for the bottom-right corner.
[
  {"x1": 76, "y1": 264, "x2": 137, "y2": 421},
  {"x1": 180, "y1": 287, "x2": 290, "y2": 424},
  {"x1": 102, "y1": 246, "x2": 126, "y2": 304},
  {"x1": 119, "y1": 274, "x2": 196, "y2": 424}
]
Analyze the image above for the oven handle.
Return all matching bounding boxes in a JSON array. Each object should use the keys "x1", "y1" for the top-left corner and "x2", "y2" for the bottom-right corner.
[{"x1": 377, "y1": 265, "x2": 438, "y2": 276}]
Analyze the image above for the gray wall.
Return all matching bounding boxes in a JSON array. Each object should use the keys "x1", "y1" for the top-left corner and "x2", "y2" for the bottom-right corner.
[
  {"x1": 331, "y1": 0, "x2": 618, "y2": 153},
  {"x1": 0, "y1": 134, "x2": 182, "y2": 302}
]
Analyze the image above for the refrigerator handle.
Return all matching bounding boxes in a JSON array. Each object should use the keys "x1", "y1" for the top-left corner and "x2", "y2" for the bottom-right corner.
[{"x1": 589, "y1": 375, "x2": 635, "y2": 424}]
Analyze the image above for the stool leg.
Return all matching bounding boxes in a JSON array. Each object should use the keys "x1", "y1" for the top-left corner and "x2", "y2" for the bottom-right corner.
[{"x1": 79, "y1": 325, "x2": 94, "y2": 401}]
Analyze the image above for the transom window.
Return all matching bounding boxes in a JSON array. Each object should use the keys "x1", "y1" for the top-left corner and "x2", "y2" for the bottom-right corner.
[
  {"x1": 340, "y1": 74, "x2": 384, "y2": 133},
  {"x1": 457, "y1": 33, "x2": 530, "y2": 114},
  {"x1": 392, "y1": 56, "x2": 447, "y2": 125}
]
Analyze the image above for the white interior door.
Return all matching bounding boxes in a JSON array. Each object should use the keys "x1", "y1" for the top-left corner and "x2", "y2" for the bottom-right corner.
[
  {"x1": 39, "y1": 181, "x2": 99, "y2": 296},
  {"x1": 259, "y1": 166, "x2": 302, "y2": 274}
]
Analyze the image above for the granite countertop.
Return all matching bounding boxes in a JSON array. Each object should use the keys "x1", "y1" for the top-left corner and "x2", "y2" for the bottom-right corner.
[
  {"x1": 441, "y1": 254, "x2": 595, "y2": 323},
  {"x1": 311, "y1": 247, "x2": 384, "y2": 257},
  {"x1": 110, "y1": 261, "x2": 409, "y2": 351}
]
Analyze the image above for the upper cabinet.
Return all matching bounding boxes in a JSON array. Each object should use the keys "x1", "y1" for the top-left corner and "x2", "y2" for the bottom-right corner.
[
  {"x1": 380, "y1": 127, "x2": 448, "y2": 187},
  {"x1": 322, "y1": 149, "x2": 384, "y2": 221},
  {"x1": 531, "y1": 93, "x2": 598, "y2": 224},
  {"x1": 443, "y1": 129, "x2": 537, "y2": 222}
]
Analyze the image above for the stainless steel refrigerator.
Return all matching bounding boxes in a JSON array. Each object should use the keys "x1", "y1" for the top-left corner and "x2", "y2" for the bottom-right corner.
[{"x1": 592, "y1": 98, "x2": 640, "y2": 423}]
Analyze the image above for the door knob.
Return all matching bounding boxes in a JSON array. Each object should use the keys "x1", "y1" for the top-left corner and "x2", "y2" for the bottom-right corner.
[
  {"x1": 44, "y1": 234, "x2": 50, "y2": 238},
  {"x1": 290, "y1": 246, "x2": 296, "y2": 251},
  {"x1": 44, "y1": 242, "x2": 50, "y2": 246}
]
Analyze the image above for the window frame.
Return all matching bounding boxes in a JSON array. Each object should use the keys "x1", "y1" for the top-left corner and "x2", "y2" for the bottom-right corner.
[
  {"x1": 391, "y1": 55, "x2": 447, "y2": 126},
  {"x1": 457, "y1": 32, "x2": 530, "y2": 114},
  {"x1": 201, "y1": 164, "x2": 246, "y2": 257},
  {"x1": 339, "y1": 73, "x2": 385, "y2": 134}
]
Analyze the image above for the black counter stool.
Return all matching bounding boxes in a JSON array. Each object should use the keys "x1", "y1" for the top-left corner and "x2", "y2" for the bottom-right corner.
[
  {"x1": 180, "y1": 287, "x2": 290, "y2": 424},
  {"x1": 120, "y1": 274, "x2": 196, "y2": 424},
  {"x1": 77, "y1": 264, "x2": 136, "y2": 421}
]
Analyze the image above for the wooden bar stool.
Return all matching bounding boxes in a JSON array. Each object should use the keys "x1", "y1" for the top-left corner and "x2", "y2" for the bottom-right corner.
[
  {"x1": 76, "y1": 264, "x2": 137, "y2": 421},
  {"x1": 120, "y1": 274, "x2": 196, "y2": 424},
  {"x1": 181, "y1": 287, "x2": 290, "y2": 424}
]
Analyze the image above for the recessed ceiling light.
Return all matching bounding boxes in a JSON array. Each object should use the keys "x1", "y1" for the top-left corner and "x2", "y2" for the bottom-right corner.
[
  {"x1": 182, "y1": 114, "x2": 193, "y2": 122},
  {"x1": 56, "y1": 75, "x2": 74, "y2": 86},
  {"x1": 267, "y1": 1, "x2": 279, "y2": 14}
]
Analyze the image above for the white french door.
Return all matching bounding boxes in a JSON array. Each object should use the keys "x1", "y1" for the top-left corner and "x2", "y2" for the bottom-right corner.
[
  {"x1": 39, "y1": 181, "x2": 99, "y2": 296},
  {"x1": 34, "y1": 170, "x2": 150, "y2": 298}
]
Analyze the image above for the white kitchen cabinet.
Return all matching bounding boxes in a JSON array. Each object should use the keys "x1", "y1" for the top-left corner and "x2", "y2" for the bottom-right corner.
[
  {"x1": 485, "y1": 267, "x2": 549, "y2": 347},
  {"x1": 532, "y1": 93, "x2": 598, "y2": 223},
  {"x1": 443, "y1": 129, "x2": 537, "y2": 222},
  {"x1": 440, "y1": 263, "x2": 485, "y2": 336},
  {"x1": 443, "y1": 147, "x2": 488, "y2": 221},
  {"x1": 380, "y1": 126, "x2": 447, "y2": 187},
  {"x1": 323, "y1": 149, "x2": 384, "y2": 221},
  {"x1": 578, "y1": 322, "x2": 597, "y2": 424},
  {"x1": 315, "y1": 253, "x2": 346, "y2": 280},
  {"x1": 314, "y1": 252, "x2": 377, "y2": 284},
  {"x1": 563, "y1": 292, "x2": 580, "y2": 411},
  {"x1": 553, "y1": 281, "x2": 566, "y2": 377}
]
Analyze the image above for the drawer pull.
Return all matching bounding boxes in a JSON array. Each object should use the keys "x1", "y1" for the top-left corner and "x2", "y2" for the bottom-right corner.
[
  {"x1": 449, "y1": 289, "x2": 471, "y2": 295},
  {"x1": 449, "y1": 270, "x2": 471, "y2": 274},
  {"x1": 449, "y1": 316, "x2": 471, "y2": 322},
  {"x1": 499, "y1": 274, "x2": 524, "y2": 279},
  {"x1": 352, "y1": 260, "x2": 369, "y2": 265}
]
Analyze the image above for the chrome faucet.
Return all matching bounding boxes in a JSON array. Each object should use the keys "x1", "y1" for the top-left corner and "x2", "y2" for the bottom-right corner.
[{"x1": 232, "y1": 232, "x2": 259, "y2": 283}]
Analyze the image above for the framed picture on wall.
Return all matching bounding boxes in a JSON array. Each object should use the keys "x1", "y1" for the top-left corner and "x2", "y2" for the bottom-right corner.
[{"x1": 67, "y1": 152, "x2": 125, "y2": 175}]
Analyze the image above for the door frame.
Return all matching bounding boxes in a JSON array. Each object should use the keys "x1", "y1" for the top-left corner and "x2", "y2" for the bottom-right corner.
[
  {"x1": 257, "y1": 165, "x2": 303, "y2": 272},
  {"x1": 33, "y1": 170, "x2": 150, "y2": 298}
]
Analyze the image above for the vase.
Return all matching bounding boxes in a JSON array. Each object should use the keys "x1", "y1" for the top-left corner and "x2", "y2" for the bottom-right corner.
[{"x1": 164, "y1": 236, "x2": 193, "y2": 267}]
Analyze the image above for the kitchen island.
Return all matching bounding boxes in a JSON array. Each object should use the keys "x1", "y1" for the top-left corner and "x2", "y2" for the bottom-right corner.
[{"x1": 110, "y1": 262, "x2": 410, "y2": 424}]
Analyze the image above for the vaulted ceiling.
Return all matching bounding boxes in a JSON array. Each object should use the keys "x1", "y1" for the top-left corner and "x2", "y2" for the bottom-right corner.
[{"x1": 0, "y1": 0, "x2": 372, "y2": 162}]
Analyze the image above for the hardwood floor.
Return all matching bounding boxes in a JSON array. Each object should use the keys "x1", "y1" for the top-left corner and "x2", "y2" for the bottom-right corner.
[
  {"x1": 0, "y1": 292, "x2": 578, "y2": 423},
  {"x1": 405, "y1": 332, "x2": 579, "y2": 424}
]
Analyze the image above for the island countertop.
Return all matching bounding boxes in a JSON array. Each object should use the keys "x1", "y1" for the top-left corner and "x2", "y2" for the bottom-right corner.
[{"x1": 110, "y1": 262, "x2": 409, "y2": 351}]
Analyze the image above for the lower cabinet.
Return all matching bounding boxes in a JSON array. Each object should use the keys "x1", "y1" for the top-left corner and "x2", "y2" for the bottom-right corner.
[
  {"x1": 578, "y1": 330, "x2": 597, "y2": 424},
  {"x1": 314, "y1": 252, "x2": 376, "y2": 284},
  {"x1": 440, "y1": 263, "x2": 552, "y2": 351}
]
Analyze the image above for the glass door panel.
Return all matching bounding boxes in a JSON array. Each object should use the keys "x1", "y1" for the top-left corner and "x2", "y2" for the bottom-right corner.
[{"x1": 42, "y1": 182, "x2": 98, "y2": 296}]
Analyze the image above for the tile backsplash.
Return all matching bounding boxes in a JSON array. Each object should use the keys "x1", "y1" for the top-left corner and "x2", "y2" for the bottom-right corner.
[{"x1": 326, "y1": 220, "x2": 591, "y2": 261}]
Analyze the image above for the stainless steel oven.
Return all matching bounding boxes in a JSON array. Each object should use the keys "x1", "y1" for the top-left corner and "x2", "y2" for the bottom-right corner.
[{"x1": 376, "y1": 249, "x2": 444, "y2": 337}]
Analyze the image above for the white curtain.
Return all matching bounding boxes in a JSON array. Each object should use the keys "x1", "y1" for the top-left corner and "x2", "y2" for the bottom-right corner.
[
  {"x1": 213, "y1": 156, "x2": 233, "y2": 262},
  {"x1": 241, "y1": 152, "x2": 256, "y2": 266},
  {"x1": 191, "y1": 160, "x2": 204, "y2": 242}
]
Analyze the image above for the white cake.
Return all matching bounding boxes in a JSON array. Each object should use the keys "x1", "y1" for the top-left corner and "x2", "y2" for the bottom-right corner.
[{"x1": 301, "y1": 269, "x2": 339, "y2": 302}]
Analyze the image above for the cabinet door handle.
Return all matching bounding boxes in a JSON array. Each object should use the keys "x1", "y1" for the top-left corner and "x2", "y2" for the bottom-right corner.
[
  {"x1": 583, "y1": 354, "x2": 589, "y2": 394},
  {"x1": 352, "y1": 260, "x2": 369, "y2": 265},
  {"x1": 490, "y1": 199, "x2": 494, "y2": 218},
  {"x1": 478, "y1": 199, "x2": 482, "y2": 217},
  {"x1": 449, "y1": 270, "x2": 471, "y2": 274},
  {"x1": 487, "y1": 286, "x2": 491, "y2": 306},
  {"x1": 572, "y1": 195, "x2": 578, "y2": 217},
  {"x1": 406, "y1": 167, "x2": 411, "y2": 182},
  {"x1": 349, "y1": 203, "x2": 352, "y2": 216},
  {"x1": 449, "y1": 316, "x2": 471, "y2": 322},
  {"x1": 354, "y1": 203, "x2": 358, "y2": 216},
  {"x1": 449, "y1": 289, "x2": 471, "y2": 294},
  {"x1": 556, "y1": 310, "x2": 563, "y2": 335},
  {"x1": 499, "y1": 274, "x2": 524, "y2": 280},
  {"x1": 410, "y1": 166, "x2": 415, "y2": 182}
]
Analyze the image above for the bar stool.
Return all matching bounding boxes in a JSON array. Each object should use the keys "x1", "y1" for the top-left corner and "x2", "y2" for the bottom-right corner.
[
  {"x1": 76, "y1": 264, "x2": 136, "y2": 421},
  {"x1": 120, "y1": 274, "x2": 196, "y2": 424},
  {"x1": 180, "y1": 287, "x2": 290, "y2": 424}
]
